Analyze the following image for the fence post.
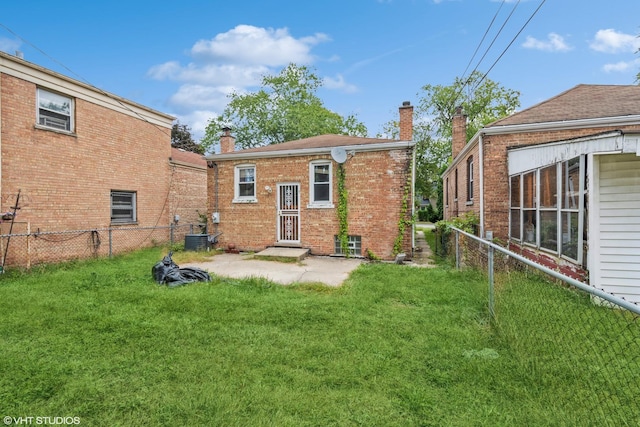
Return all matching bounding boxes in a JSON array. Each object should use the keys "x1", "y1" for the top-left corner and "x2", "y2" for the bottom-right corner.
[
  {"x1": 108, "y1": 228, "x2": 113, "y2": 258},
  {"x1": 486, "y1": 231, "x2": 495, "y2": 318},
  {"x1": 455, "y1": 229, "x2": 460, "y2": 270}
]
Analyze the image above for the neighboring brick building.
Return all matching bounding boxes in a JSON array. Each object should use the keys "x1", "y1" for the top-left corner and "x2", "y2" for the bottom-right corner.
[
  {"x1": 0, "y1": 50, "x2": 176, "y2": 265},
  {"x1": 169, "y1": 147, "x2": 208, "y2": 230},
  {"x1": 443, "y1": 84, "x2": 640, "y2": 302},
  {"x1": 205, "y1": 103, "x2": 416, "y2": 260}
]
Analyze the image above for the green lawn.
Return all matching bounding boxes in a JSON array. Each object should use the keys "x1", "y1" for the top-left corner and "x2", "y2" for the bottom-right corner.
[{"x1": 0, "y1": 247, "x2": 637, "y2": 426}]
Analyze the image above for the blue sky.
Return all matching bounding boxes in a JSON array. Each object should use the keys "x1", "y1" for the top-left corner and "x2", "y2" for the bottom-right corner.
[{"x1": 1, "y1": 0, "x2": 639, "y2": 142}]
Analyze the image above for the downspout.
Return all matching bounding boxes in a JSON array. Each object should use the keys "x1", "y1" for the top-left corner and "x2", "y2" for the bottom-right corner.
[{"x1": 479, "y1": 134, "x2": 485, "y2": 238}]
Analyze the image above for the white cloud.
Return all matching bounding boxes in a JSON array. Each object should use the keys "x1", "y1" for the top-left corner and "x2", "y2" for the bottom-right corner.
[
  {"x1": 603, "y1": 58, "x2": 640, "y2": 73},
  {"x1": 190, "y1": 25, "x2": 329, "y2": 66},
  {"x1": 169, "y1": 84, "x2": 233, "y2": 111},
  {"x1": 149, "y1": 25, "x2": 335, "y2": 117},
  {"x1": 323, "y1": 74, "x2": 358, "y2": 93},
  {"x1": 522, "y1": 33, "x2": 572, "y2": 52},
  {"x1": 147, "y1": 25, "x2": 357, "y2": 141},
  {"x1": 175, "y1": 110, "x2": 219, "y2": 142},
  {"x1": 149, "y1": 62, "x2": 268, "y2": 87},
  {"x1": 590, "y1": 29, "x2": 640, "y2": 53}
]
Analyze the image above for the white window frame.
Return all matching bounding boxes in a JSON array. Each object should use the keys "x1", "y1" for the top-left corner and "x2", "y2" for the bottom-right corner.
[
  {"x1": 37, "y1": 88, "x2": 74, "y2": 132},
  {"x1": 308, "y1": 160, "x2": 334, "y2": 208},
  {"x1": 234, "y1": 164, "x2": 257, "y2": 203},
  {"x1": 111, "y1": 191, "x2": 137, "y2": 224},
  {"x1": 509, "y1": 155, "x2": 585, "y2": 264}
]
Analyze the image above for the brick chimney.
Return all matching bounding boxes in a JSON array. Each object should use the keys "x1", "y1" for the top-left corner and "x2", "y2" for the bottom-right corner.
[
  {"x1": 452, "y1": 106, "x2": 467, "y2": 159},
  {"x1": 399, "y1": 101, "x2": 413, "y2": 141},
  {"x1": 219, "y1": 127, "x2": 235, "y2": 154}
]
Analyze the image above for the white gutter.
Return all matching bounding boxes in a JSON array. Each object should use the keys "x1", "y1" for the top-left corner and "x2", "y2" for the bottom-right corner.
[{"x1": 206, "y1": 140, "x2": 416, "y2": 161}]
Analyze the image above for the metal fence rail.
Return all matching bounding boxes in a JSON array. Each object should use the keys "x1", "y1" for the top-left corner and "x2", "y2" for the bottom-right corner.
[
  {"x1": 445, "y1": 225, "x2": 640, "y2": 424},
  {"x1": 0, "y1": 223, "x2": 204, "y2": 269}
]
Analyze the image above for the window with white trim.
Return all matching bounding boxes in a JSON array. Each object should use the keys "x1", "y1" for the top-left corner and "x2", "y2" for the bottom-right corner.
[
  {"x1": 111, "y1": 191, "x2": 136, "y2": 224},
  {"x1": 37, "y1": 88, "x2": 73, "y2": 132},
  {"x1": 234, "y1": 164, "x2": 256, "y2": 202},
  {"x1": 509, "y1": 155, "x2": 585, "y2": 263},
  {"x1": 309, "y1": 161, "x2": 333, "y2": 206}
]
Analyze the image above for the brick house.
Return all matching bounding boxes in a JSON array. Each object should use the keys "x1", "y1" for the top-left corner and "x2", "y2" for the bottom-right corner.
[
  {"x1": 442, "y1": 84, "x2": 640, "y2": 302},
  {"x1": 0, "y1": 50, "x2": 180, "y2": 265},
  {"x1": 205, "y1": 102, "x2": 416, "y2": 260}
]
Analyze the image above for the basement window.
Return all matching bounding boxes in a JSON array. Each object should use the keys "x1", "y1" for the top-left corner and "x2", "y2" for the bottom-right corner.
[
  {"x1": 111, "y1": 191, "x2": 136, "y2": 224},
  {"x1": 37, "y1": 88, "x2": 73, "y2": 132},
  {"x1": 334, "y1": 235, "x2": 362, "y2": 256}
]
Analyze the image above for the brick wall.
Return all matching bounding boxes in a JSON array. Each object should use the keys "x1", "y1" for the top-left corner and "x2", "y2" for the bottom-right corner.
[
  {"x1": 168, "y1": 162, "x2": 208, "y2": 228},
  {"x1": 207, "y1": 148, "x2": 414, "y2": 260},
  {"x1": 1, "y1": 73, "x2": 172, "y2": 233}
]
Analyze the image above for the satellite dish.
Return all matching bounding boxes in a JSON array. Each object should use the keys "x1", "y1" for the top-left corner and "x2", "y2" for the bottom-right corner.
[{"x1": 331, "y1": 147, "x2": 348, "y2": 164}]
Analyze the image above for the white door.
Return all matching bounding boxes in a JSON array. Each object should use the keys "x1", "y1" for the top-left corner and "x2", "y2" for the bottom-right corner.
[
  {"x1": 277, "y1": 183, "x2": 300, "y2": 244},
  {"x1": 595, "y1": 153, "x2": 640, "y2": 303}
]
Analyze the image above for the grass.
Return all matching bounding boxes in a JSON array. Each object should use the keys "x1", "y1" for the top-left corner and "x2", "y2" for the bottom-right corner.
[{"x1": 0, "y1": 247, "x2": 638, "y2": 426}]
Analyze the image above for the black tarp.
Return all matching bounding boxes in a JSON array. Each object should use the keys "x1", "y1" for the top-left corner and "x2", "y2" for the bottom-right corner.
[{"x1": 152, "y1": 251, "x2": 211, "y2": 287}]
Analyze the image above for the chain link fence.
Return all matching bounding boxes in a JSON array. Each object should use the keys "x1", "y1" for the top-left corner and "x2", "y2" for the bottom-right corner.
[
  {"x1": 436, "y1": 226, "x2": 640, "y2": 425},
  {"x1": 0, "y1": 223, "x2": 209, "y2": 269}
]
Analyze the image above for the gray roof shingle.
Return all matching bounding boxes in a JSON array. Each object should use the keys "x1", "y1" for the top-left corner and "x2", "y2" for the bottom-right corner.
[{"x1": 488, "y1": 84, "x2": 640, "y2": 127}]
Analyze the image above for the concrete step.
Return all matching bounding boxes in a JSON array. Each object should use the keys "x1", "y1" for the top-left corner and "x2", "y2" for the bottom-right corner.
[{"x1": 255, "y1": 247, "x2": 310, "y2": 261}]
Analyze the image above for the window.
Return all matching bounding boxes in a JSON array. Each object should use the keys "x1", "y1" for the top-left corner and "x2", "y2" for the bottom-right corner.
[
  {"x1": 234, "y1": 165, "x2": 256, "y2": 202},
  {"x1": 509, "y1": 155, "x2": 585, "y2": 263},
  {"x1": 111, "y1": 191, "x2": 136, "y2": 224},
  {"x1": 509, "y1": 175, "x2": 521, "y2": 240},
  {"x1": 466, "y1": 156, "x2": 474, "y2": 202},
  {"x1": 37, "y1": 88, "x2": 73, "y2": 132},
  {"x1": 445, "y1": 177, "x2": 449, "y2": 207},
  {"x1": 334, "y1": 235, "x2": 362, "y2": 256},
  {"x1": 309, "y1": 161, "x2": 333, "y2": 206},
  {"x1": 454, "y1": 169, "x2": 459, "y2": 201}
]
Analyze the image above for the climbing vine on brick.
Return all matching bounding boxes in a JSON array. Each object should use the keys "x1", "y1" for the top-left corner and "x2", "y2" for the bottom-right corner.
[
  {"x1": 393, "y1": 151, "x2": 415, "y2": 255},
  {"x1": 336, "y1": 163, "x2": 349, "y2": 257}
]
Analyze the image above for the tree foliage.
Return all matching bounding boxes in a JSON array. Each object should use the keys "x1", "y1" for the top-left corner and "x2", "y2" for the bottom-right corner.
[
  {"x1": 411, "y1": 71, "x2": 520, "y2": 202},
  {"x1": 201, "y1": 64, "x2": 367, "y2": 151},
  {"x1": 171, "y1": 121, "x2": 204, "y2": 154}
]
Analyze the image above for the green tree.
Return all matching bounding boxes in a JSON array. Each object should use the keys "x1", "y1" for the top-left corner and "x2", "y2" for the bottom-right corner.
[
  {"x1": 411, "y1": 71, "x2": 520, "y2": 202},
  {"x1": 171, "y1": 121, "x2": 204, "y2": 154},
  {"x1": 201, "y1": 64, "x2": 367, "y2": 151}
]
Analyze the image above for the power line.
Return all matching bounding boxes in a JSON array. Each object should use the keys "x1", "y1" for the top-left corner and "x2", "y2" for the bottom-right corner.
[
  {"x1": 0, "y1": 21, "x2": 172, "y2": 140},
  {"x1": 459, "y1": 0, "x2": 508, "y2": 88},
  {"x1": 449, "y1": 0, "x2": 546, "y2": 108},
  {"x1": 468, "y1": 0, "x2": 547, "y2": 94}
]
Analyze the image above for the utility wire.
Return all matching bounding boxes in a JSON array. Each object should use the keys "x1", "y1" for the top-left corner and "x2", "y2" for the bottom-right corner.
[
  {"x1": 0, "y1": 22, "x2": 172, "y2": 140},
  {"x1": 453, "y1": 0, "x2": 521, "y2": 104},
  {"x1": 459, "y1": 0, "x2": 507, "y2": 87},
  {"x1": 468, "y1": 0, "x2": 546, "y2": 94}
]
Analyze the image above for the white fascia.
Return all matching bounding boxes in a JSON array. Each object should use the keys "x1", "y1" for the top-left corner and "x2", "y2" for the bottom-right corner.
[{"x1": 206, "y1": 141, "x2": 416, "y2": 161}]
